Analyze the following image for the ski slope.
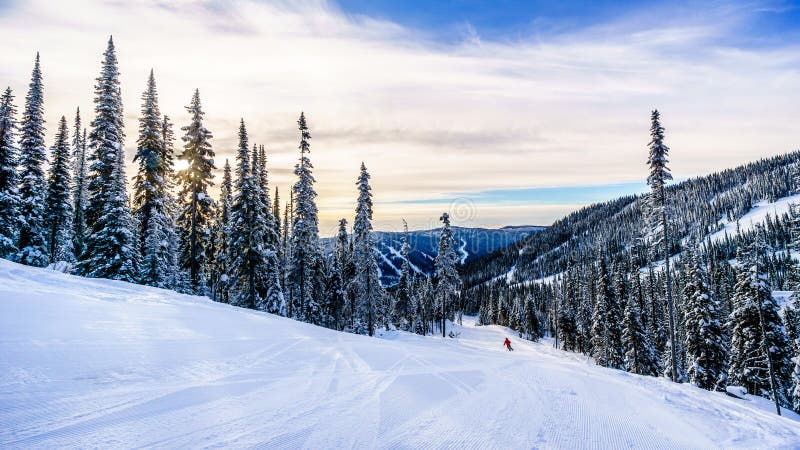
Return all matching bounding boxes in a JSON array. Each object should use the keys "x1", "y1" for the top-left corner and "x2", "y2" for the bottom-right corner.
[
  {"x1": 708, "y1": 193, "x2": 800, "y2": 243},
  {"x1": 1, "y1": 259, "x2": 799, "y2": 449}
]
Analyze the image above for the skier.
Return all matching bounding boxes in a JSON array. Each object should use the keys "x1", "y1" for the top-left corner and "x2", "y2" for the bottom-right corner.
[{"x1": 503, "y1": 337, "x2": 513, "y2": 351}]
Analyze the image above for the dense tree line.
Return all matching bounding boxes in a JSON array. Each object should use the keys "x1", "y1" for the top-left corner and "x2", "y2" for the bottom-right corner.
[{"x1": 0, "y1": 38, "x2": 463, "y2": 339}]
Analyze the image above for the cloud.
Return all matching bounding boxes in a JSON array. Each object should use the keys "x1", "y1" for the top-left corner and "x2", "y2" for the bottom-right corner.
[{"x1": 0, "y1": 0, "x2": 798, "y2": 235}]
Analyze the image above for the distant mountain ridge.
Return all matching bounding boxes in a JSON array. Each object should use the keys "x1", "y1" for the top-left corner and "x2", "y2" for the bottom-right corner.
[{"x1": 325, "y1": 225, "x2": 545, "y2": 285}]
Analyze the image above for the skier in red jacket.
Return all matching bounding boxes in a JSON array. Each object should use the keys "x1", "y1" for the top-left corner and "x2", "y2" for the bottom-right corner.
[{"x1": 504, "y1": 337, "x2": 513, "y2": 351}]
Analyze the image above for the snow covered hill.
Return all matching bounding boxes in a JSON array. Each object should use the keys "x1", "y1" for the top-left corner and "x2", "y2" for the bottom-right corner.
[{"x1": 1, "y1": 259, "x2": 799, "y2": 449}]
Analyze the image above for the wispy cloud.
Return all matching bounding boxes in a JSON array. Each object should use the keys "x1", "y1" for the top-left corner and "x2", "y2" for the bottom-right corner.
[{"x1": 0, "y1": 0, "x2": 798, "y2": 234}]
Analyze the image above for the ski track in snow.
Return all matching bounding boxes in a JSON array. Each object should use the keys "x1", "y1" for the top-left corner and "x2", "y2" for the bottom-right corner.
[{"x1": 1, "y1": 259, "x2": 800, "y2": 449}]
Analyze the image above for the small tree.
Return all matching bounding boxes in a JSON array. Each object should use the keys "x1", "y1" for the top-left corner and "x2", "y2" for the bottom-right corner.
[
  {"x1": 434, "y1": 212, "x2": 461, "y2": 337},
  {"x1": 352, "y1": 162, "x2": 381, "y2": 335},
  {"x1": 683, "y1": 244, "x2": 728, "y2": 390}
]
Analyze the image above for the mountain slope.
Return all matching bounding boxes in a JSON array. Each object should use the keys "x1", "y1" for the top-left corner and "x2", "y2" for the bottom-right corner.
[
  {"x1": 463, "y1": 151, "x2": 800, "y2": 288},
  {"x1": 1, "y1": 259, "x2": 798, "y2": 448}
]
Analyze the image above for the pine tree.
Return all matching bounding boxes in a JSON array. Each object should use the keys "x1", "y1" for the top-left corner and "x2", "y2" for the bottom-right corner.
[
  {"x1": 228, "y1": 121, "x2": 268, "y2": 309},
  {"x1": 622, "y1": 268, "x2": 659, "y2": 376},
  {"x1": 728, "y1": 236, "x2": 794, "y2": 409},
  {"x1": 434, "y1": 212, "x2": 461, "y2": 337},
  {"x1": 71, "y1": 108, "x2": 88, "y2": 258},
  {"x1": 577, "y1": 268, "x2": 594, "y2": 354},
  {"x1": 212, "y1": 159, "x2": 233, "y2": 303},
  {"x1": 161, "y1": 115, "x2": 181, "y2": 289},
  {"x1": 324, "y1": 239, "x2": 346, "y2": 329},
  {"x1": 44, "y1": 116, "x2": 74, "y2": 263},
  {"x1": 133, "y1": 70, "x2": 176, "y2": 287},
  {"x1": 785, "y1": 296, "x2": 800, "y2": 355},
  {"x1": 78, "y1": 37, "x2": 137, "y2": 281},
  {"x1": 334, "y1": 218, "x2": 354, "y2": 329},
  {"x1": 16, "y1": 53, "x2": 49, "y2": 267},
  {"x1": 352, "y1": 162, "x2": 381, "y2": 335},
  {"x1": 0, "y1": 87, "x2": 21, "y2": 258},
  {"x1": 392, "y1": 219, "x2": 414, "y2": 330},
  {"x1": 524, "y1": 295, "x2": 541, "y2": 341},
  {"x1": 176, "y1": 89, "x2": 216, "y2": 293},
  {"x1": 288, "y1": 112, "x2": 322, "y2": 324},
  {"x1": 557, "y1": 268, "x2": 578, "y2": 351},
  {"x1": 646, "y1": 109, "x2": 678, "y2": 382},
  {"x1": 792, "y1": 347, "x2": 800, "y2": 413},
  {"x1": 592, "y1": 257, "x2": 623, "y2": 368},
  {"x1": 683, "y1": 244, "x2": 728, "y2": 390},
  {"x1": 255, "y1": 144, "x2": 284, "y2": 314},
  {"x1": 273, "y1": 186, "x2": 284, "y2": 291}
]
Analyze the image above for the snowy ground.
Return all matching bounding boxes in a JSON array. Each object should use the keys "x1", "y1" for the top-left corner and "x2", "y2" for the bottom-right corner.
[
  {"x1": 1, "y1": 259, "x2": 799, "y2": 449},
  {"x1": 708, "y1": 193, "x2": 800, "y2": 243}
]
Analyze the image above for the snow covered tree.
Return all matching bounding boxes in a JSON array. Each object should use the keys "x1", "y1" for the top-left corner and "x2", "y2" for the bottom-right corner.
[
  {"x1": 591, "y1": 257, "x2": 624, "y2": 369},
  {"x1": 228, "y1": 121, "x2": 269, "y2": 309},
  {"x1": 77, "y1": 37, "x2": 137, "y2": 281},
  {"x1": 254, "y1": 144, "x2": 284, "y2": 315},
  {"x1": 524, "y1": 295, "x2": 541, "y2": 341},
  {"x1": 334, "y1": 218, "x2": 354, "y2": 329},
  {"x1": 288, "y1": 112, "x2": 323, "y2": 323},
  {"x1": 176, "y1": 89, "x2": 216, "y2": 293},
  {"x1": 392, "y1": 219, "x2": 414, "y2": 330},
  {"x1": 323, "y1": 240, "x2": 346, "y2": 329},
  {"x1": 622, "y1": 266, "x2": 659, "y2": 376},
  {"x1": 272, "y1": 186, "x2": 284, "y2": 290},
  {"x1": 577, "y1": 269, "x2": 594, "y2": 355},
  {"x1": 352, "y1": 162, "x2": 381, "y2": 335},
  {"x1": 728, "y1": 235, "x2": 794, "y2": 409},
  {"x1": 793, "y1": 348, "x2": 800, "y2": 413},
  {"x1": 44, "y1": 116, "x2": 74, "y2": 263},
  {"x1": 0, "y1": 87, "x2": 21, "y2": 258},
  {"x1": 646, "y1": 109, "x2": 678, "y2": 382},
  {"x1": 71, "y1": 108, "x2": 88, "y2": 259},
  {"x1": 16, "y1": 53, "x2": 49, "y2": 267},
  {"x1": 133, "y1": 71, "x2": 177, "y2": 288},
  {"x1": 212, "y1": 159, "x2": 233, "y2": 303},
  {"x1": 785, "y1": 296, "x2": 800, "y2": 355},
  {"x1": 683, "y1": 244, "x2": 728, "y2": 390},
  {"x1": 434, "y1": 212, "x2": 461, "y2": 337},
  {"x1": 557, "y1": 268, "x2": 578, "y2": 351}
]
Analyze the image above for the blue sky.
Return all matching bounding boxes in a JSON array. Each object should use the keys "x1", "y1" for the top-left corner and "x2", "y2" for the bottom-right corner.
[
  {"x1": 391, "y1": 182, "x2": 651, "y2": 206},
  {"x1": 335, "y1": 0, "x2": 800, "y2": 45},
  {"x1": 335, "y1": 0, "x2": 638, "y2": 41},
  {"x1": 1, "y1": 0, "x2": 799, "y2": 231}
]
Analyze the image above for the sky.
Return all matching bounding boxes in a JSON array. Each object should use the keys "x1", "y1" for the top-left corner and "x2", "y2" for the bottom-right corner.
[{"x1": 0, "y1": 0, "x2": 799, "y2": 235}]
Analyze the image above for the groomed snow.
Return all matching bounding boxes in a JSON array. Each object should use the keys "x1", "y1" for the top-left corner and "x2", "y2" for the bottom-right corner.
[{"x1": 1, "y1": 259, "x2": 799, "y2": 449}]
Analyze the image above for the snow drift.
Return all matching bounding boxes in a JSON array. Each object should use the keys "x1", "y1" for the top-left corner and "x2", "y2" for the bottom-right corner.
[{"x1": 1, "y1": 259, "x2": 799, "y2": 449}]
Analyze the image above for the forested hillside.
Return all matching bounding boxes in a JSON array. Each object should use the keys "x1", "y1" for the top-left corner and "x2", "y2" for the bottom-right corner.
[
  {"x1": 461, "y1": 142, "x2": 800, "y2": 413},
  {"x1": 463, "y1": 151, "x2": 799, "y2": 288}
]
